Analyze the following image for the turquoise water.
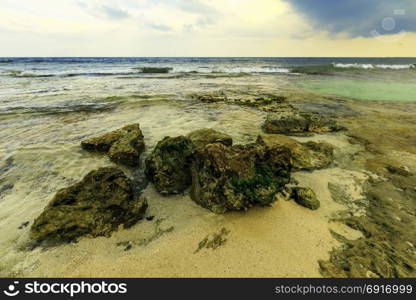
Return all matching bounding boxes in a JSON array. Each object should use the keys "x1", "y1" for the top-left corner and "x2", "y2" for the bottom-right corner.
[{"x1": 300, "y1": 72, "x2": 416, "y2": 101}]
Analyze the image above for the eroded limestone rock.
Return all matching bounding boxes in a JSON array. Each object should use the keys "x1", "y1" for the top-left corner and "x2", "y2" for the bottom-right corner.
[
  {"x1": 291, "y1": 187, "x2": 320, "y2": 210},
  {"x1": 145, "y1": 136, "x2": 195, "y2": 194},
  {"x1": 30, "y1": 167, "x2": 148, "y2": 244},
  {"x1": 190, "y1": 142, "x2": 292, "y2": 213},
  {"x1": 257, "y1": 134, "x2": 334, "y2": 171},
  {"x1": 263, "y1": 112, "x2": 344, "y2": 134},
  {"x1": 81, "y1": 124, "x2": 145, "y2": 167},
  {"x1": 187, "y1": 128, "x2": 233, "y2": 149}
]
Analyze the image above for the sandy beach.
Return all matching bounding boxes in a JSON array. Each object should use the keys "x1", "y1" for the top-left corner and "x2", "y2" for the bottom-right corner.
[{"x1": 1, "y1": 58, "x2": 415, "y2": 278}]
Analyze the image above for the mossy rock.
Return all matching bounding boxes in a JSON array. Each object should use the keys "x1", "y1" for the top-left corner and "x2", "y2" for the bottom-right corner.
[
  {"x1": 191, "y1": 143, "x2": 292, "y2": 213},
  {"x1": 145, "y1": 136, "x2": 196, "y2": 194},
  {"x1": 257, "y1": 134, "x2": 334, "y2": 171},
  {"x1": 30, "y1": 167, "x2": 148, "y2": 244},
  {"x1": 187, "y1": 128, "x2": 233, "y2": 149},
  {"x1": 81, "y1": 124, "x2": 145, "y2": 167},
  {"x1": 263, "y1": 112, "x2": 344, "y2": 134},
  {"x1": 291, "y1": 187, "x2": 320, "y2": 210}
]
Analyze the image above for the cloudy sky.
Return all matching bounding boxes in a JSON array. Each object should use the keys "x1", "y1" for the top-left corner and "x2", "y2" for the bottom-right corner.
[{"x1": 0, "y1": 0, "x2": 415, "y2": 56}]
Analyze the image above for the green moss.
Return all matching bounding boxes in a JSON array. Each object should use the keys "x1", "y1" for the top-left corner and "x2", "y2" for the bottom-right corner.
[
  {"x1": 145, "y1": 136, "x2": 196, "y2": 194},
  {"x1": 230, "y1": 162, "x2": 281, "y2": 205}
]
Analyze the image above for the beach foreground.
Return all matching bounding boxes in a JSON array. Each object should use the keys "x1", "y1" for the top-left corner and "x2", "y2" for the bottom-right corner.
[{"x1": 0, "y1": 59, "x2": 415, "y2": 277}]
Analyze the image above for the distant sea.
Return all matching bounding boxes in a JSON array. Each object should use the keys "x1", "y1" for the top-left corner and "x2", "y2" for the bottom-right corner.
[{"x1": 0, "y1": 57, "x2": 415, "y2": 78}]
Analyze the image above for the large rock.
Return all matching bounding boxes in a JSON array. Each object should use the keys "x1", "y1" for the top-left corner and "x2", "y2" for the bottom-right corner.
[
  {"x1": 291, "y1": 187, "x2": 320, "y2": 210},
  {"x1": 263, "y1": 111, "x2": 344, "y2": 134},
  {"x1": 257, "y1": 134, "x2": 334, "y2": 171},
  {"x1": 187, "y1": 128, "x2": 233, "y2": 149},
  {"x1": 145, "y1": 136, "x2": 195, "y2": 194},
  {"x1": 81, "y1": 124, "x2": 145, "y2": 167},
  {"x1": 30, "y1": 167, "x2": 148, "y2": 244},
  {"x1": 190, "y1": 143, "x2": 292, "y2": 213}
]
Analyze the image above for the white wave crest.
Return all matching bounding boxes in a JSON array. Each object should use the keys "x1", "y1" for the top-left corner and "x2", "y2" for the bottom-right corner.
[
  {"x1": 333, "y1": 63, "x2": 415, "y2": 70},
  {"x1": 171, "y1": 66, "x2": 290, "y2": 73}
]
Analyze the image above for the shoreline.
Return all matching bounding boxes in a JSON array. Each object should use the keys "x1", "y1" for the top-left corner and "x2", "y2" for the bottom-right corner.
[{"x1": 1, "y1": 72, "x2": 415, "y2": 278}]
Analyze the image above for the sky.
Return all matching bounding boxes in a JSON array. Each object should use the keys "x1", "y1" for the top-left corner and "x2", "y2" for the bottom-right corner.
[{"x1": 0, "y1": 0, "x2": 415, "y2": 57}]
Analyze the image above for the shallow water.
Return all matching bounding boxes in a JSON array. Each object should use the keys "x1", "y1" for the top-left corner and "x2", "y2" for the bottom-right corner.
[{"x1": 300, "y1": 76, "x2": 416, "y2": 102}]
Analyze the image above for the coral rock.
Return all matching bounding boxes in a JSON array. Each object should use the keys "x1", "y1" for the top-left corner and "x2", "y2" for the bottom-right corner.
[
  {"x1": 257, "y1": 134, "x2": 334, "y2": 171},
  {"x1": 145, "y1": 136, "x2": 195, "y2": 194},
  {"x1": 291, "y1": 187, "x2": 320, "y2": 210},
  {"x1": 191, "y1": 142, "x2": 292, "y2": 213},
  {"x1": 81, "y1": 124, "x2": 145, "y2": 167},
  {"x1": 263, "y1": 112, "x2": 344, "y2": 134},
  {"x1": 30, "y1": 167, "x2": 147, "y2": 244}
]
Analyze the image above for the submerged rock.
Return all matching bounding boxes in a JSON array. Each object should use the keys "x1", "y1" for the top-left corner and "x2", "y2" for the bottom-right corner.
[
  {"x1": 257, "y1": 134, "x2": 334, "y2": 171},
  {"x1": 191, "y1": 142, "x2": 292, "y2": 213},
  {"x1": 145, "y1": 136, "x2": 195, "y2": 194},
  {"x1": 263, "y1": 111, "x2": 344, "y2": 134},
  {"x1": 291, "y1": 187, "x2": 320, "y2": 210},
  {"x1": 81, "y1": 124, "x2": 145, "y2": 167},
  {"x1": 191, "y1": 91, "x2": 288, "y2": 112},
  {"x1": 187, "y1": 128, "x2": 233, "y2": 149},
  {"x1": 30, "y1": 167, "x2": 148, "y2": 244}
]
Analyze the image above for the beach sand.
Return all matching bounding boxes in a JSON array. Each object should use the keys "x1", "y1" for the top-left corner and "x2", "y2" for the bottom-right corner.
[{"x1": 13, "y1": 131, "x2": 365, "y2": 278}]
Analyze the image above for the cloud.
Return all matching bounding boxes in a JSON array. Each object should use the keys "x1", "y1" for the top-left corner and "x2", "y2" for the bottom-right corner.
[
  {"x1": 284, "y1": 0, "x2": 416, "y2": 37},
  {"x1": 99, "y1": 5, "x2": 129, "y2": 19},
  {"x1": 150, "y1": 0, "x2": 219, "y2": 30},
  {"x1": 77, "y1": 1, "x2": 129, "y2": 20},
  {"x1": 147, "y1": 23, "x2": 172, "y2": 31}
]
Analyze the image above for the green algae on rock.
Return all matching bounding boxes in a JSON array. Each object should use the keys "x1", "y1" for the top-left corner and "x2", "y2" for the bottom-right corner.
[
  {"x1": 190, "y1": 142, "x2": 292, "y2": 213},
  {"x1": 81, "y1": 123, "x2": 145, "y2": 167},
  {"x1": 30, "y1": 167, "x2": 148, "y2": 244},
  {"x1": 145, "y1": 136, "x2": 195, "y2": 195},
  {"x1": 257, "y1": 134, "x2": 334, "y2": 171},
  {"x1": 263, "y1": 111, "x2": 344, "y2": 134},
  {"x1": 187, "y1": 128, "x2": 233, "y2": 149},
  {"x1": 291, "y1": 187, "x2": 320, "y2": 210},
  {"x1": 146, "y1": 129, "x2": 233, "y2": 195}
]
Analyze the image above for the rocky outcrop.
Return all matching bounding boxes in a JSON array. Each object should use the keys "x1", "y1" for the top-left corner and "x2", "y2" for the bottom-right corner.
[
  {"x1": 145, "y1": 136, "x2": 195, "y2": 194},
  {"x1": 81, "y1": 124, "x2": 145, "y2": 167},
  {"x1": 191, "y1": 91, "x2": 288, "y2": 112},
  {"x1": 190, "y1": 142, "x2": 292, "y2": 213},
  {"x1": 263, "y1": 111, "x2": 344, "y2": 134},
  {"x1": 187, "y1": 128, "x2": 233, "y2": 149},
  {"x1": 145, "y1": 129, "x2": 233, "y2": 195},
  {"x1": 257, "y1": 134, "x2": 334, "y2": 171},
  {"x1": 291, "y1": 187, "x2": 320, "y2": 210},
  {"x1": 30, "y1": 167, "x2": 148, "y2": 244}
]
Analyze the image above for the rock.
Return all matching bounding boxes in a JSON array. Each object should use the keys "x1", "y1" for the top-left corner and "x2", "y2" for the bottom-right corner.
[
  {"x1": 145, "y1": 136, "x2": 195, "y2": 194},
  {"x1": 319, "y1": 261, "x2": 348, "y2": 278},
  {"x1": 191, "y1": 91, "x2": 288, "y2": 112},
  {"x1": 291, "y1": 187, "x2": 320, "y2": 210},
  {"x1": 190, "y1": 142, "x2": 292, "y2": 213},
  {"x1": 187, "y1": 128, "x2": 233, "y2": 149},
  {"x1": 257, "y1": 134, "x2": 334, "y2": 171},
  {"x1": 263, "y1": 111, "x2": 344, "y2": 134},
  {"x1": 81, "y1": 124, "x2": 145, "y2": 167},
  {"x1": 386, "y1": 165, "x2": 412, "y2": 177},
  {"x1": 191, "y1": 92, "x2": 227, "y2": 103},
  {"x1": 30, "y1": 167, "x2": 147, "y2": 244}
]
